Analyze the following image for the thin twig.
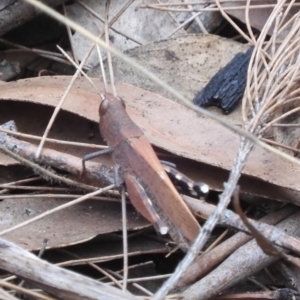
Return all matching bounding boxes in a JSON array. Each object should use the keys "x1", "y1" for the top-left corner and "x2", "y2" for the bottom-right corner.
[
  {"x1": 141, "y1": 3, "x2": 300, "y2": 11},
  {"x1": 0, "y1": 280, "x2": 55, "y2": 300},
  {"x1": 121, "y1": 187, "x2": 129, "y2": 291},
  {"x1": 59, "y1": 249, "x2": 126, "y2": 290},
  {"x1": 35, "y1": 54, "x2": 101, "y2": 158},
  {"x1": 0, "y1": 127, "x2": 108, "y2": 149}
]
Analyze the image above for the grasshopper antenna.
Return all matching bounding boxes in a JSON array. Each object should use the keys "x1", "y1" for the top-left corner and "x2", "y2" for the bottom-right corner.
[
  {"x1": 105, "y1": 0, "x2": 117, "y2": 97},
  {"x1": 56, "y1": 45, "x2": 102, "y2": 96},
  {"x1": 96, "y1": 45, "x2": 107, "y2": 93}
]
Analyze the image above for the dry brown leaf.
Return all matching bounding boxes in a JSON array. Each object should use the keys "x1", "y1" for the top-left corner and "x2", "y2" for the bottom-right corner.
[
  {"x1": 67, "y1": 0, "x2": 186, "y2": 68},
  {"x1": 97, "y1": 34, "x2": 249, "y2": 116},
  {"x1": 0, "y1": 99, "x2": 109, "y2": 166},
  {"x1": 0, "y1": 76, "x2": 300, "y2": 201},
  {"x1": 0, "y1": 105, "x2": 151, "y2": 251},
  {"x1": 0, "y1": 197, "x2": 149, "y2": 251},
  {"x1": 0, "y1": 95, "x2": 297, "y2": 204}
]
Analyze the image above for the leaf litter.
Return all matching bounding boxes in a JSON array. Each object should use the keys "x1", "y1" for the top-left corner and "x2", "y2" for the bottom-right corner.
[
  {"x1": 1, "y1": 0, "x2": 300, "y2": 299},
  {"x1": 1, "y1": 76, "x2": 300, "y2": 197}
]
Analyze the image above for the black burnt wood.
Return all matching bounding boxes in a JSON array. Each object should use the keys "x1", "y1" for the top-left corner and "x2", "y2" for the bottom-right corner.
[{"x1": 193, "y1": 47, "x2": 253, "y2": 114}]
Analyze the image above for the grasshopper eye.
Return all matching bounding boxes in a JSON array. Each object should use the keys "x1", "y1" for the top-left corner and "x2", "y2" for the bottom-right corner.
[{"x1": 99, "y1": 99, "x2": 108, "y2": 116}]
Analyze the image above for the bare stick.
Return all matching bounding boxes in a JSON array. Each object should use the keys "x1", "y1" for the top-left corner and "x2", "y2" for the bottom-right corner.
[
  {"x1": 0, "y1": 238, "x2": 138, "y2": 300},
  {"x1": 233, "y1": 187, "x2": 300, "y2": 268},
  {"x1": 0, "y1": 142, "x2": 98, "y2": 192}
]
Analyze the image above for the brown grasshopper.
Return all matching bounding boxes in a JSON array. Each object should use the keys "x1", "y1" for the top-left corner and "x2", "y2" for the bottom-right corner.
[{"x1": 96, "y1": 93, "x2": 205, "y2": 249}]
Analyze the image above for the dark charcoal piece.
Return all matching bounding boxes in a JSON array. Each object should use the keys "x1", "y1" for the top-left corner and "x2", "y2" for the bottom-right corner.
[{"x1": 193, "y1": 47, "x2": 253, "y2": 114}]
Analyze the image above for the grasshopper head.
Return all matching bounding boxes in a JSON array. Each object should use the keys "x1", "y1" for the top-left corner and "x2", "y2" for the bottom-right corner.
[
  {"x1": 99, "y1": 93, "x2": 142, "y2": 149},
  {"x1": 99, "y1": 93, "x2": 125, "y2": 117}
]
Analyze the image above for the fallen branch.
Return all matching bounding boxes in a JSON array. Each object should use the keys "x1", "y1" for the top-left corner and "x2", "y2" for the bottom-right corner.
[
  {"x1": 0, "y1": 237, "x2": 140, "y2": 300},
  {"x1": 182, "y1": 210, "x2": 300, "y2": 300},
  {"x1": 178, "y1": 199, "x2": 295, "y2": 286}
]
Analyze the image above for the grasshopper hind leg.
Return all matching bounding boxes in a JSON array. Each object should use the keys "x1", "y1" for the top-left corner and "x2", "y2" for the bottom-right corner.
[
  {"x1": 124, "y1": 174, "x2": 168, "y2": 235},
  {"x1": 124, "y1": 174, "x2": 190, "y2": 250},
  {"x1": 162, "y1": 164, "x2": 209, "y2": 198}
]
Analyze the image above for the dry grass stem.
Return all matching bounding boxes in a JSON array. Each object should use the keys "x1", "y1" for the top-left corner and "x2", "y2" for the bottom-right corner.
[
  {"x1": 0, "y1": 185, "x2": 114, "y2": 236},
  {"x1": 58, "y1": 249, "x2": 126, "y2": 290},
  {"x1": 0, "y1": 280, "x2": 56, "y2": 300},
  {"x1": 141, "y1": 3, "x2": 300, "y2": 11},
  {"x1": 0, "y1": 194, "x2": 118, "y2": 202},
  {"x1": 0, "y1": 127, "x2": 108, "y2": 149},
  {"x1": 121, "y1": 187, "x2": 129, "y2": 291},
  {"x1": 34, "y1": 56, "x2": 99, "y2": 159}
]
